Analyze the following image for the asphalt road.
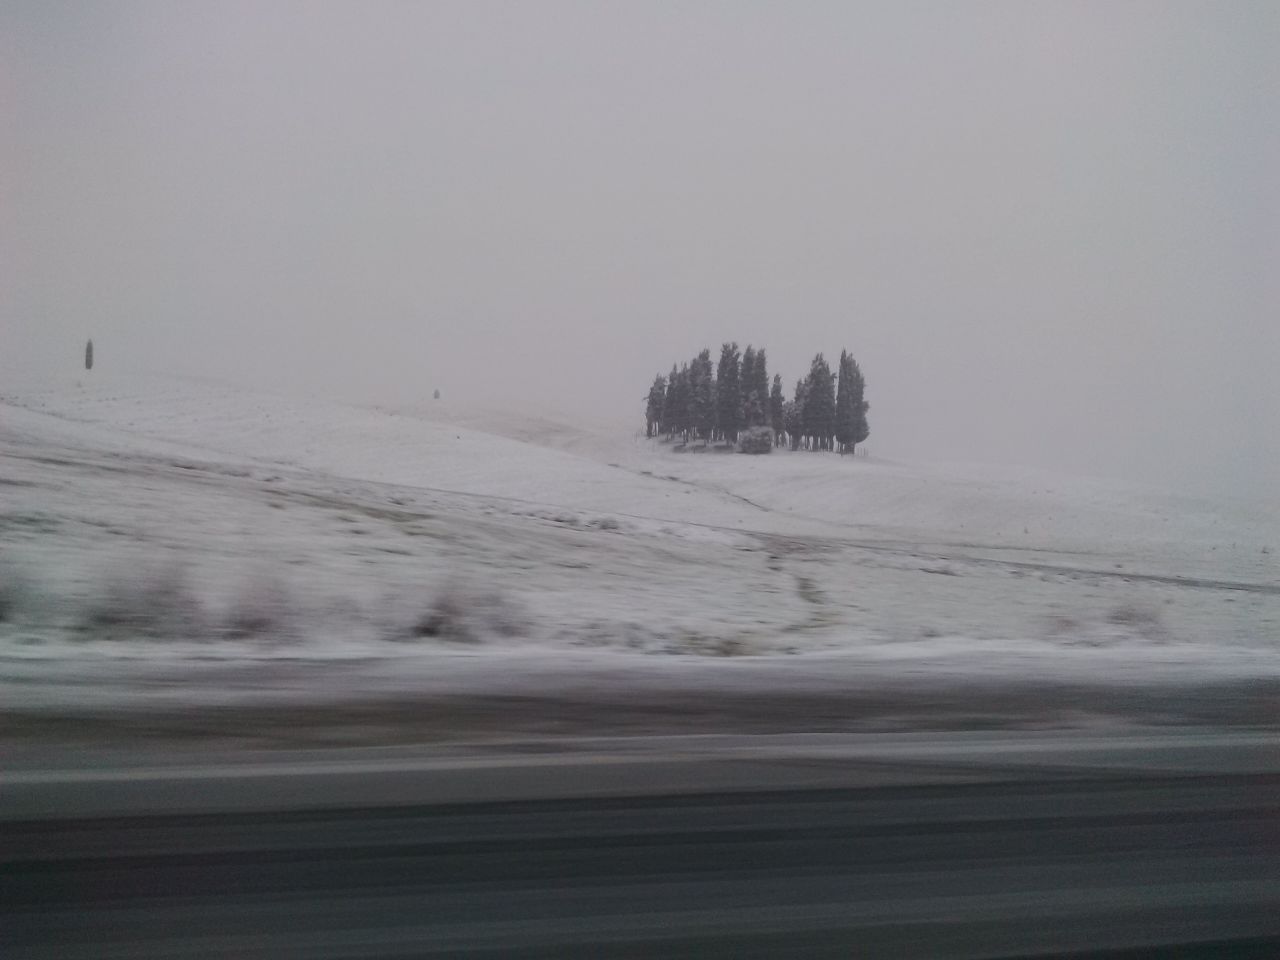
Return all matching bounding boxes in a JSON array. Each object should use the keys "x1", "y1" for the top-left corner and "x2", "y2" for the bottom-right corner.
[{"x1": 3, "y1": 732, "x2": 1278, "y2": 959}]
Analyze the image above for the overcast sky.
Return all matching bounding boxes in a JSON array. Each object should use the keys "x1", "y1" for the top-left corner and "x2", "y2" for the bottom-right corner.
[{"x1": 4, "y1": 1, "x2": 1276, "y2": 496}]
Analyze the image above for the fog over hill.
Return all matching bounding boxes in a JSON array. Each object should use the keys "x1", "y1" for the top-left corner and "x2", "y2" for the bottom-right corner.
[{"x1": 4, "y1": 2, "x2": 1277, "y2": 496}]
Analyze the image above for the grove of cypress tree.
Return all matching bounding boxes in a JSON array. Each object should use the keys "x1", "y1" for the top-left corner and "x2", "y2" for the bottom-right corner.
[{"x1": 647, "y1": 344, "x2": 869, "y2": 454}]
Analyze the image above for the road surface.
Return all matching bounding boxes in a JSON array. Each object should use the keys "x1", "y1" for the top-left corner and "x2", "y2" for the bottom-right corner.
[{"x1": 3, "y1": 731, "x2": 1278, "y2": 958}]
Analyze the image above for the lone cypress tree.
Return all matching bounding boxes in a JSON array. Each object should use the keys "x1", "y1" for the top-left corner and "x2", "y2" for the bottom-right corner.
[
  {"x1": 84, "y1": 339, "x2": 94, "y2": 371},
  {"x1": 715, "y1": 342, "x2": 742, "y2": 444},
  {"x1": 769, "y1": 374, "x2": 785, "y2": 442}
]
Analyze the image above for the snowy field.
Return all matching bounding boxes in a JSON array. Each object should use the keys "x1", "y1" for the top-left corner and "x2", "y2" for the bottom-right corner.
[{"x1": 1, "y1": 371, "x2": 1277, "y2": 732}]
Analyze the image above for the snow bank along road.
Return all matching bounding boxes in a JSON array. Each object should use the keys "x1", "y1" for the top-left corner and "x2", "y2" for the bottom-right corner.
[
  {"x1": 0, "y1": 371, "x2": 1276, "y2": 739},
  {"x1": 4, "y1": 730, "x2": 1278, "y2": 958}
]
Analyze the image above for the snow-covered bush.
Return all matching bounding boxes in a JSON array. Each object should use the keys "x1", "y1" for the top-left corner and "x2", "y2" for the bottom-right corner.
[{"x1": 737, "y1": 425, "x2": 773, "y2": 454}]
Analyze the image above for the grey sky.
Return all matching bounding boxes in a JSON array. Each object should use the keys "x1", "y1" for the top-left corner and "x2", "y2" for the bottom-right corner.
[{"x1": 4, "y1": 1, "x2": 1276, "y2": 496}]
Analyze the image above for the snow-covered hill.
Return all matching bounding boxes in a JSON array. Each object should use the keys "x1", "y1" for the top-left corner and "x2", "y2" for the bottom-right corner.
[{"x1": 1, "y1": 371, "x2": 1276, "y2": 714}]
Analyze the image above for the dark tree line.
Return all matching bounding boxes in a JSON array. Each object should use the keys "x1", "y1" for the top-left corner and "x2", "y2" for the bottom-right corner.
[{"x1": 645, "y1": 345, "x2": 870, "y2": 454}]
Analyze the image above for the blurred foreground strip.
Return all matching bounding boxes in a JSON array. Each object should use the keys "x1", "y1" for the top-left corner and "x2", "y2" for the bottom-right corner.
[{"x1": 3, "y1": 730, "x2": 1278, "y2": 958}]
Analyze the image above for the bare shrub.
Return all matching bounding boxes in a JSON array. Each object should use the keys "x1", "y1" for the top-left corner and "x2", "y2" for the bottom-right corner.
[
  {"x1": 568, "y1": 620, "x2": 654, "y2": 650},
  {"x1": 1044, "y1": 613, "x2": 1120, "y2": 646},
  {"x1": 0, "y1": 556, "x2": 34, "y2": 623},
  {"x1": 81, "y1": 563, "x2": 204, "y2": 640},
  {"x1": 412, "y1": 584, "x2": 471, "y2": 641},
  {"x1": 222, "y1": 574, "x2": 294, "y2": 640},
  {"x1": 1106, "y1": 602, "x2": 1165, "y2": 639},
  {"x1": 1044, "y1": 615, "x2": 1081, "y2": 638},
  {"x1": 666, "y1": 631, "x2": 751, "y2": 656},
  {"x1": 409, "y1": 580, "x2": 523, "y2": 643}
]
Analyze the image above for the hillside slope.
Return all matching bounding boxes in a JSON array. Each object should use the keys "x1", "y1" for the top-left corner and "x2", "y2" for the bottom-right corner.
[{"x1": 1, "y1": 372, "x2": 1275, "y2": 728}]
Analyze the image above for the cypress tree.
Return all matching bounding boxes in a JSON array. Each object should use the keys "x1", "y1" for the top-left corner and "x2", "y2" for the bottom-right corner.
[
  {"x1": 769, "y1": 374, "x2": 785, "y2": 443},
  {"x1": 670, "y1": 364, "x2": 691, "y2": 442},
  {"x1": 835, "y1": 350, "x2": 854, "y2": 453},
  {"x1": 781, "y1": 400, "x2": 799, "y2": 447},
  {"x1": 689, "y1": 348, "x2": 716, "y2": 444},
  {"x1": 834, "y1": 350, "x2": 870, "y2": 453},
  {"x1": 84, "y1": 339, "x2": 94, "y2": 371},
  {"x1": 740, "y1": 347, "x2": 756, "y2": 426},
  {"x1": 662, "y1": 364, "x2": 679, "y2": 437},
  {"x1": 851, "y1": 358, "x2": 870, "y2": 452},
  {"x1": 803, "y1": 354, "x2": 836, "y2": 451},
  {"x1": 709, "y1": 376, "x2": 719, "y2": 441},
  {"x1": 790, "y1": 378, "x2": 809, "y2": 449},
  {"x1": 715, "y1": 342, "x2": 742, "y2": 443},
  {"x1": 753, "y1": 348, "x2": 770, "y2": 423},
  {"x1": 645, "y1": 374, "x2": 666, "y2": 438}
]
